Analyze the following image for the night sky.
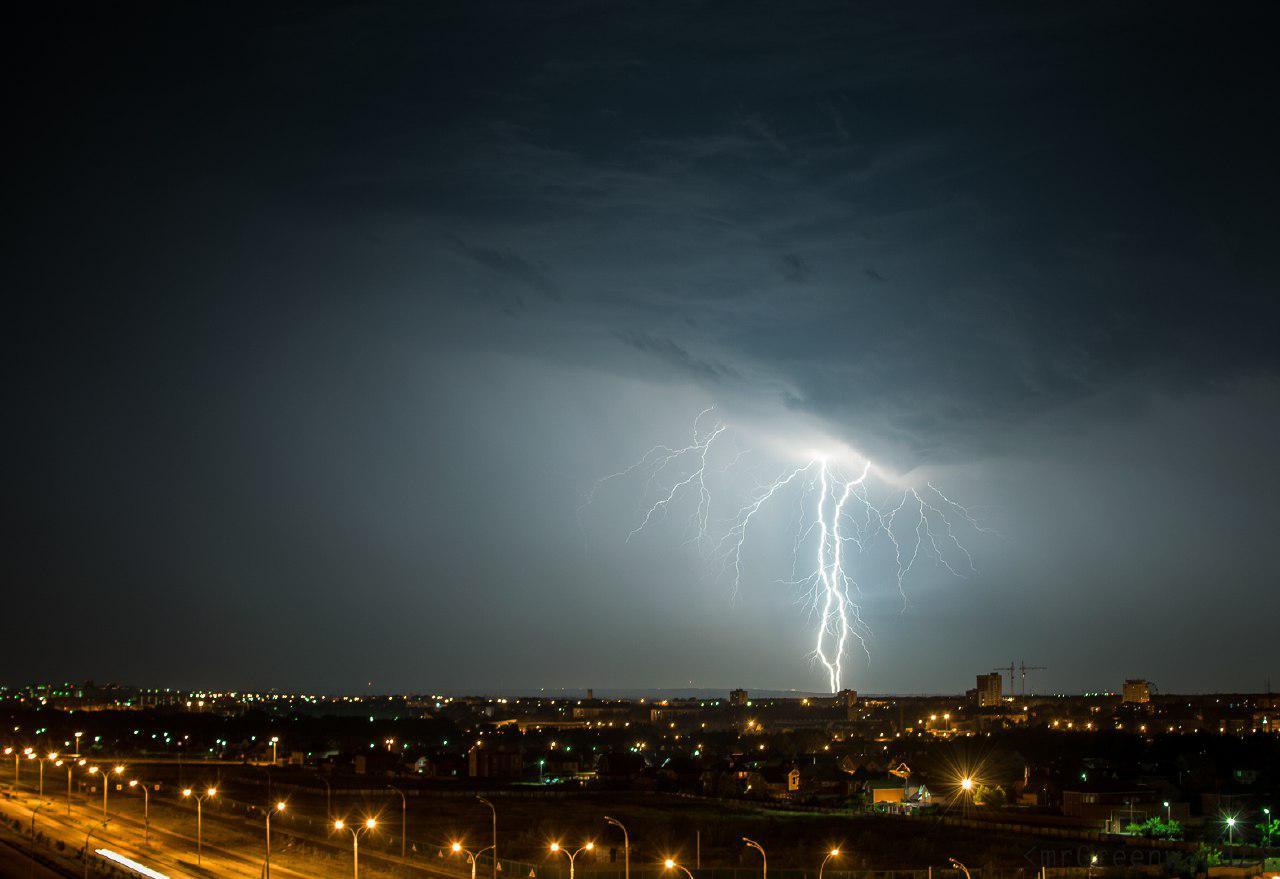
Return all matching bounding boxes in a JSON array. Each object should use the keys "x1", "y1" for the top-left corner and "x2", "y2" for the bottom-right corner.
[{"x1": 7, "y1": 2, "x2": 1279, "y2": 695}]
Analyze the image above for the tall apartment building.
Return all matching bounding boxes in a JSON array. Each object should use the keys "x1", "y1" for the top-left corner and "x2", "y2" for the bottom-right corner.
[
  {"x1": 1123, "y1": 679, "x2": 1151, "y2": 703},
  {"x1": 976, "y1": 673, "x2": 1003, "y2": 707}
]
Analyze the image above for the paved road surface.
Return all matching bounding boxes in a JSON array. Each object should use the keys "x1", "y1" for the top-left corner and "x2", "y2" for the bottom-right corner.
[
  {"x1": 0, "y1": 789, "x2": 315, "y2": 879},
  {"x1": 0, "y1": 780, "x2": 469, "y2": 879}
]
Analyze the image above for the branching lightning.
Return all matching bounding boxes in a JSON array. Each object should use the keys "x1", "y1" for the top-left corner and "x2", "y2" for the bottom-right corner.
[{"x1": 586, "y1": 407, "x2": 988, "y2": 693}]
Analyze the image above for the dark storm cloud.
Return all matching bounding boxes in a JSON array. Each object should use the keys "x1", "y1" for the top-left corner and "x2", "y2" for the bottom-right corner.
[
  {"x1": 448, "y1": 238, "x2": 562, "y2": 302},
  {"x1": 207, "y1": 0, "x2": 1275, "y2": 465},
  {"x1": 6, "y1": 1, "x2": 1280, "y2": 691},
  {"x1": 614, "y1": 330, "x2": 739, "y2": 383},
  {"x1": 780, "y1": 254, "x2": 811, "y2": 284}
]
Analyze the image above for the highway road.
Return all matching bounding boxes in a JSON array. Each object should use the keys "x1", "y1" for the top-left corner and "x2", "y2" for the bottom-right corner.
[
  {"x1": 0, "y1": 777, "x2": 481, "y2": 879},
  {"x1": 0, "y1": 786, "x2": 325, "y2": 878}
]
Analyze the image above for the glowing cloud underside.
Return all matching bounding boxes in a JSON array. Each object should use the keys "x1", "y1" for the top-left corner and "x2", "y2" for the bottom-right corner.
[{"x1": 587, "y1": 407, "x2": 988, "y2": 692}]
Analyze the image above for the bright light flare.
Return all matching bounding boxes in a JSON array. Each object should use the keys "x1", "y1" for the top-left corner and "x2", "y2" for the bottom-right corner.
[{"x1": 94, "y1": 849, "x2": 168, "y2": 879}]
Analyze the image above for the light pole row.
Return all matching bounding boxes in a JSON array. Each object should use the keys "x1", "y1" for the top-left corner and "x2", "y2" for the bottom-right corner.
[{"x1": 7, "y1": 757, "x2": 991, "y2": 879}]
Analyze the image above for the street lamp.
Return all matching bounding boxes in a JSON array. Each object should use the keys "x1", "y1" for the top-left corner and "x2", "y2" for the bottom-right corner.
[
  {"x1": 4, "y1": 747, "x2": 17, "y2": 787},
  {"x1": 477, "y1": 796, "x2": 497, "y2": 879},
  {"x1": 82, "y1": 822, "x2": 109, "y2": 879},
  {"x1": 388, "y1": 785, "x2": 407, "y2": 859},
  {"x1": 742, "y1": 838, "x2": 767, "y2": 879},
  {"x1": 30, "y1": 800, "x2": 51, "y2": 874},
  {"x1": 73, "y1": 732, "x2": 82, "y2": 758},
  {"x1": 334, "y1": 818, "x2": 377, "y2": 879},
  {"x1": 87, "y1": 765, "x2": 125, "y2": 824},
  {"x1": 270, "y1": 736, "x2": 280, "y2": 765},
  {"x1": 664, "y1": 858, "x2": 695, "y2": 879},
  {"x1": 1163, "y1": 801, "x2": 1171, "y2": 823},
  {"x1": 820, "y1": 849, "x2": 841, "y2": 879},
  {"x1": 452, "y1": 840, "x2": 496, "y2": 879},
  {"x1": 604, "y1": 816, "x2": 630, "y2": 879},
  {"x1": 182, "y1": 786, "x2": 218, "y2": 866},
  {"x1": 265, "y1": 800, "x2": 285, "y2": 879},
  {"x1": 37, "y1": 751, "x2": 59, "y2": 797},
  {"x1": 317, "y1": 775, "x2": 333, "y2": 818},
  {"x1": 960, "y1": 777, "x2": 974, "y2": 816},
  {"x1": 1225, "y1": 816, "x2": 1237, "y2": 846},
  {"x1": 949, "y1": 858, "x2": 972, "y2": 879},
  {"x1": 128, "y1": 780, "x2": 151, "y2": 843},
  {"x1": 56, "y1": 760, "x2": 72, "y2": 815},
  {"x1": 549, "y1": 841, "x2": 594, "y2": 879}
]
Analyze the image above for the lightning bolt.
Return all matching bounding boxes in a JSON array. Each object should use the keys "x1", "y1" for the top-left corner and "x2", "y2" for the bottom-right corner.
[{"x1": 585, "y1": 409, "x2": 986, "y2": 693}]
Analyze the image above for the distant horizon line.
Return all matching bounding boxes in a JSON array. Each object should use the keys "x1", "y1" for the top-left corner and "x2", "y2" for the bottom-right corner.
[{"x1": 5, "y1": 681, "x2": 1275, "y2": 700}]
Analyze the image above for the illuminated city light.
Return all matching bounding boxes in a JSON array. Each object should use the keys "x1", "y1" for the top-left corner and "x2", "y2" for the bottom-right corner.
[{"x1": 94, "y1": 849, "x2": 169, "y2": 879}]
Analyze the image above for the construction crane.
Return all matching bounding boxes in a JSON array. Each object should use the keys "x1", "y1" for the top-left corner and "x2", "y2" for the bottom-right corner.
[
  {"x1": 993, "y1": 661, "x2": 1047, "y2": 695},
  {"x1": 1018, "y1": 661, "x2": 1047, "y2": 695}
]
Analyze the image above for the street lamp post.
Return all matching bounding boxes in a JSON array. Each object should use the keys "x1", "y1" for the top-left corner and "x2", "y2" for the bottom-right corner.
[
  {"x1": 82, "y1": 823, "x2": 109, "y2": 879},
  {"x1": 128, "y1": 780, "x2": 151, "y2": 843},
  {"x1": 962, "y1": 777, "x2": 977, "y2": 818},
  {"x1": 1163, "y1": 801, "x2": 1171, "y2": 823},
  {"x1": 182, "y1": 786, "x2": 218, "y2": 866},
  {"x1": 87, "y1": 765, "x2": 125, "y2": 825},
  {"x1": 30, "y1": 800, "x2": 51, "y2": 876},
  {"x1": 4, "y1": 747, "x2": 17, "y2": 787},
  {"x1": 388, "y1": 785, "x2": 407, "y2": 859},
  {"x1": 549, "y1": 841, "x2": 594, "y2": 879},
  {"x1": 1225, "y1": 816, "x2": 1236, "y2": 847},
  {"x1": 604, "y1": 816, "x2": 629, "y2": 879},
  {"x1": 334, "y1": 818, "x2": 377, "y2": 879},
  {"x1": 477, "y1": 796, "x2": 497, "y2": 879},
  {"x1": 58, "y1": 761, "x2": 72, "y2": 815},
  {"x1": 73, "y1": 733, "x2": 82, "y2": 759},
  {"x1": 452, "y1": 841, "x2": 496, "y2": 879},
  {"x1": 664, "y1": 858, "x2": 695, "y2": 879},
  {"x1": 270, "y1": 736, "x2": 280, "y2": 766},
  {"x1": 819, "y1": 849, "x2": 841, "y2": 879},
  {"x1": 742, "y1": 837, "x2": 767, "y2": 879},
  {"x1": 38, "y1": 752, "x2": 59, "y2": 797},
  {"x1": 949, "y1": 858, "x2": 972, "y2": 879},
  {"x1": 265, "y1": 800, "x2": 285, "y2": 879}
]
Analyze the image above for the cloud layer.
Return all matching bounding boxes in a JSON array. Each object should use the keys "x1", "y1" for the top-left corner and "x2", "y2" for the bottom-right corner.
[{"x1": 6, "y1": 1, "x2": 1280, "y2": 691}]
